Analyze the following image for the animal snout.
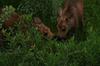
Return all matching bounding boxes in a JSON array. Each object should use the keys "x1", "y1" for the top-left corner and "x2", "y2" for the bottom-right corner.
[
  {"x1": 62, "y1": 28, "x2": 66, "y2": 31},
  {"x1": 61, "y1": 26, "x2": 66, "y2": 32},
  {"x1": 43, "y1": 32, "x2": 48, "y2": 36}
]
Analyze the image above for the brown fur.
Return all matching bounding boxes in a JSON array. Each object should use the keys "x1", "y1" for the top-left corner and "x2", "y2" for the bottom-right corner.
[
  {"x1": 3, "y1": 12, "x2": 20, "y2": 28},
  {"x1": 57, "y1": 0, "x2": 83, "y2": 39},
  {"x1": 33, "y1": 17, "x2": 54, "y2": 39}
]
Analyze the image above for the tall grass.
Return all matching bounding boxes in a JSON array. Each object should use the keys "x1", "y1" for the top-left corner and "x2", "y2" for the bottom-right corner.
[{"x1": 0, "y1": 0, "x2": 100, "y2": 66}]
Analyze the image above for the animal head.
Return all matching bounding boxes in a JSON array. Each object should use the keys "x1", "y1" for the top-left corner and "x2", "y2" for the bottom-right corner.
[
  {"x1": 57, "y1": 0, "x2": 83, "y2": 40},
  {"x1": 33, "y1": 17, "x2": 54, "y2": 39},
  {"x1": 57, "y1": 7, "x2": 71, "y2": 38}
]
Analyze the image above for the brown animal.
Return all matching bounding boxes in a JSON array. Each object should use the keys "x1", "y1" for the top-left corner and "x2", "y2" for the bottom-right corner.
[
  {"x1": 3, "y1": 12, "x2": 20, "y2": 28},
  {"x1": 57, "y1": 0, "x2": 83, "y2": 40},
  {"x1": 33, "y1": 17, "x2": 54, "y2": 39},
  {"x1": 2, "y1": 12, "x2": 29, "y2": 33}
]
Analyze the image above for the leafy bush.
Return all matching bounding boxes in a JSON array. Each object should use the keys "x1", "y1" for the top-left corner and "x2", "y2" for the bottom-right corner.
[
  {"x1": 0, "y1": 0, "x2": 21, "y2": 8},
  {"x1": 17, "y1": 0, "x2": 64, "y2": 31},
  {"x1": 0, "y1": 0, "x2": 100, "y2": 66},
  {"x1": 0, "y1": 5, "x2": 16, "y2": 29}
]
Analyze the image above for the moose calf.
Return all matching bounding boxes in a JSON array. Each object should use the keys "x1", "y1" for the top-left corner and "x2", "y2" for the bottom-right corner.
[
  {"x1": 57, "y1": 0, "x2": 83, "y2": 41},
  {"x1": 33, "y1": 17, "x2": 54, "y2": 39}
]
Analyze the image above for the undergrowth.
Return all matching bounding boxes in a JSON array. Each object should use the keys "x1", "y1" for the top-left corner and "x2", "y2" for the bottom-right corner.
[{"x1": 0, "y1": 0, "x2": 100, "y2": 66}]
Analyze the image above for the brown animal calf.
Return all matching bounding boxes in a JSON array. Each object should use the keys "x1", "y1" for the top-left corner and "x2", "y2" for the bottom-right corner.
[
  {"x1": 3, "y1": 12, "x2": 20, "y2": 28},
  {"x1": 57, "y1": 0, "x2": 83, "y2": 40},
  {"x1": 2, "y1": 12, "x2": 29, "y2": 32},
  {"x1": 33, "y1": 17, "x2": 54, "y2": 39}
]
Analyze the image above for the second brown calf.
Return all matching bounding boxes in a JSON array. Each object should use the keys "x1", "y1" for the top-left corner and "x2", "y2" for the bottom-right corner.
[{"x1": 33, "y1": 17, "x2": 54, "y2": 39}]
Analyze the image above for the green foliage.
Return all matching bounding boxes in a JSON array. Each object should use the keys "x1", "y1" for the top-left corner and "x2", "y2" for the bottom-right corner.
[
  {"x1": 0, "y1": 5, "x2": 15, "y2": 29},
  {"x1": 0, "y1": 0, "x2": 21, "y2": 8},
  {"x1": 0, "y1": 0, "x2": 100, "y2": 66},
  {"x1": 17, "y1": 0, "x2": 64, "y2": 32}
]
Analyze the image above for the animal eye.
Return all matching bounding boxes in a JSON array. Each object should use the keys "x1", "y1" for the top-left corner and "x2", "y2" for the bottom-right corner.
[{"x1": 66, "y1": 18, "x2": 68, "y2": 21}]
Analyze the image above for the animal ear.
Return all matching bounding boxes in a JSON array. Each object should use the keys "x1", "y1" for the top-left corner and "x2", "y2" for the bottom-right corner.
[
  {"x1": 34, "y1": 17, "x2": 42, "y2": 24},
  {"x1": 58, "y1": 7, "x2": 63, "y2": 16}
]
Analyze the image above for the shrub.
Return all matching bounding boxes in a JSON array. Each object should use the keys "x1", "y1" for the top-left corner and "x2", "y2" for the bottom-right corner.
[
  {"x1": 0, "y1": 5, "x2": 16, "y2": 29},
  {"x1": 0, "y1": 0, "x2": 100, "y2": 66}
]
